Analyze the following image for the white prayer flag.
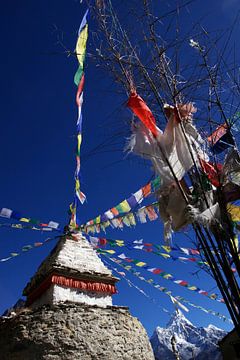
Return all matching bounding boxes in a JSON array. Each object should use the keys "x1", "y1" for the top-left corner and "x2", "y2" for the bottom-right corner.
[
  {"x1": 0, "y1": 208, "x2": 13, "y2": 218},
  {"x1": 47, "y1": 221, "x2": 59, "y2": 229}
]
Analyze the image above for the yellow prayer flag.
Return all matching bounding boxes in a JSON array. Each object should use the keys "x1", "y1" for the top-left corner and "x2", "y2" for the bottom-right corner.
[
  {"x1": 231, "y1": 235, "x2": 239, "y2": 253},
  {"x1": 227, "y1": 204, "x2": 240, "y2": 222},
  {"x1": 136, "y1": 261, "x2": 146, "y2": 267},
  {"x1": 77, "y1": 134, "x2": 82, "y2": 153},
  {"x1": 119, "y1": 199, "x2": 131, "y2": 213},
  {"x1": 95, "y1": 216, "x2": 101, "y2": 224},
  {"x1": 105, "y1": 250, "x2": 115, "y2": 254},
  {"x1": 116, "y1": 240, "x2": 125, "y2": 247},
  {"x1": 76, "y1": 25, "x2": 88, "y2": 67},
  {"x1": 163, "y1": 274, "x2": 172, "y2": 279},
  {"x1": 75, "y1": 179, "x2": 80, "y2": 191},
  {"x1": 162, "y1": 246, "x2": 172, "y2": 253},
  {"x1": 188, "y1": 286, "x2": 197, "y2": 291},
  {"x1": 160, "y1": 253, "x2": 171, "y2": 259},
  {"x1": 128, "y1": 213, "x2": 136, "y2": 226},
  {"x1": 20, "y1": 218, "x2": 30, "y2": 223}
]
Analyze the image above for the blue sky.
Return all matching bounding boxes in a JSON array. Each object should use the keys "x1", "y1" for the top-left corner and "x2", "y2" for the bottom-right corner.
[{"x1": 0, "y1": 0, "x2": 239, "y2": 336}]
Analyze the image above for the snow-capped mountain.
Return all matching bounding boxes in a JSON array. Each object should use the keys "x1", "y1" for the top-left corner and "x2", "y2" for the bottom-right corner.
[{"x1": 150, "y1": 310, "x2": 227, "y2": 360}]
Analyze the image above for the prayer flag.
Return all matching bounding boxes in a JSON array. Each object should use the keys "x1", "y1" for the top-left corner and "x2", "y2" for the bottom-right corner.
[
  {"x1": 142, "y1": 183, "x2": 151, "y2": 197},
  {"x1": 188, "y1": 286, "x2": 197, "y2": 291},
  {"x1": 104, "y1": 210, "x2": 114, "y2": 220},
  {"x1": 74, "y1": 10, "x2": 89, "y2": 86},
  {"x1": 47, "y1": 221, "x2": 59, "y2": 229},
  {"x1": 170, "y1": 296, "x2": 189, "y2": 312},
  {"x1": 134, "y1": 245, "x2": 145, "y2": 250},
  {"x1": 200, "y1": 159, "x2": 222, "y2": 187},
  {"x1": 133, "y1": 239, "x2": 143, "y2": 244},
  {"x1": 160, "y1": 253, "x2": 171, "y2": 259},
  {"x1": 151, "y1": 176, "x2": 161, "y2": 192},
  {"x1": 20, "y1": 218, "x2": 30, "y2": 223},
  {"x1": 135, "y1": 261, "x2": 146, "y2": 267},
  {"x1": 163, "y1": 273, "x2": 173, "y2": 279},
  {"x1": 227, "y1": 204, "x2": 240, "y2": 222},
  {"x1": 126, "y1": 195, "x2": 138, "y2": 208},
  {"x1": 133, "y1": 189, "x2": 143, "y2": 203},
  {"x1": 118, "y1": 253, "x2": 128, "y2": 260},
  {"x1": 208, "y1": 124, "x2": 234, "y2": 154},
  {"x1": 116, "y1": 199, "x2": 131, "y2": 214},
  {"x1": 162, "y1": 246, "x2": 172, "y2": 253},
  {"x1": 128, "y1": 213, "x2": 136, "y2": 226},
  {"x1": 127, "y1": 92, "x2": 158, "y2": 137},
  {"x1": 147, "y1": 268, "x2": 163, "y2": 274},
  {"x1": 0, "y1": 208, "x2": 13, "y2": 218},
  {"x1": 180, "y1": 248, "x2": 190, "y2": 255}
]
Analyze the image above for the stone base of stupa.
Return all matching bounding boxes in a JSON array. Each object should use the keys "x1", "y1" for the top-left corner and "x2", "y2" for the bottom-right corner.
[{"x1": 0, "y1": 302, "x2": 155, "y2": 360}]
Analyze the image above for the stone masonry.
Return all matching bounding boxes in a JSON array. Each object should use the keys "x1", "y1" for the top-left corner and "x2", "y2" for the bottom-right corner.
[{"x1": 0, "y1": 302, "x2": 155, "y2": 360}]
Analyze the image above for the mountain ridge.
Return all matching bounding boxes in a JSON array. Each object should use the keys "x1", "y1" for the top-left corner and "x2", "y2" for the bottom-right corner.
[{"x1": 150, "y1": 310, "x2": 227, "y2": 360}]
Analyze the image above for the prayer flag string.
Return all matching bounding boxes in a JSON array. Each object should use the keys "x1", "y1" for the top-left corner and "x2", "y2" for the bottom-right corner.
[
  {"x1": 0, "y1": 222, "x2": 60, "y2": 232},
  {"x1": 81, "y1": 201, "x2": 159, "y2": 234},
  {"x1": 102, "y1": 256, "x2": 175, "y2": 315},
  {"x1": 81, "y1": 176, "x2": 161, "y2": 230},
  {"x1": 70, "y1": 9, "x2": 89, "y2": 228},
  {"x1": 88, "y1": 236, "x2": 209, "y2": 267},
  {"x1": 87, "y1": 236, "x2": 237, "y2": 273},
  {"x1": 102, "y1": 253, "x2": 232, "y2": 324},
  {"x1": 97, "y1": 248, "x2": 224, "y2": 303},
  {"x1": 0, "y1": 207, "x2": 61, "y2": 230},
  {"x1": 0, "y1": 235, "x2": 60, "y2": 263}
]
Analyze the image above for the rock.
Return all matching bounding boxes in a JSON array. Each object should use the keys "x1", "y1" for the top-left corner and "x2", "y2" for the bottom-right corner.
[{"x1": 0, "y1": 302, "x2": 154, "y2": 360}]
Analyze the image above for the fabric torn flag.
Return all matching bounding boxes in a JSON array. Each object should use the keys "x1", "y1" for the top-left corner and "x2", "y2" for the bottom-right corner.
[
  {"x1": 208, "y1": 124, "x2": 234, "y2": 154},
  {"x1": 127, "y1": 103, "x2": 208, "y2": 186},
  {"x1": 222, "y1": 149, "x2": 240, "y2": 187},
  {"x1": 199, "y1": 159, "x2": 222, "y2": 187},
  {"x1": 127, "y1": 92, "x2": 159, "y2": 137}
]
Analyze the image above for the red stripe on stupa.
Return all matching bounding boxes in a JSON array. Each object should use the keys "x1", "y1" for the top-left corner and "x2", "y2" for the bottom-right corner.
[{"x1": 27, "y1": 274, "x2": 117, "y2": 305}]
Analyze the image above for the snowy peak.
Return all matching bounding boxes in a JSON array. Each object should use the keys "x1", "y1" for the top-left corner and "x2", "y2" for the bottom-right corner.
[
  {"x1": 150, "y1": 311, "x2": 227, "y2": 360},
  {"x1": 167, "y1": 309, "x2": 193, "y2": 328},
  {"x1": 164, "y1": 310, "x2": 197, "y2": 341}
]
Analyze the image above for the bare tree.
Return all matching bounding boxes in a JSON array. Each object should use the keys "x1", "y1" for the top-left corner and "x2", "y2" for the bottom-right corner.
[{"x1": 86, "y1": 0, "x2": 240, "y2": 331}]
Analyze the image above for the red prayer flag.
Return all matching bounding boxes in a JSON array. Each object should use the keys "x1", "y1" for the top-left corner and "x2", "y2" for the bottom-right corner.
[
  {"x1": 142, "y1": 183, "x2": 151, "y2": 197},
  {"x1": 153, "y1": 269, "x2": 163, "y2": 274},
  {"x1": 111, "y1": 208, "x2": 119, "y2": 216},
  {"x1": 76, "y1": 73, "x2": 85, "y2": 106},
  {"x1": 199, "y1": 159, "x2": 222, "y2": 187},
  {"x1": 207, "y1": 124, "x2": 227, "y2": 145},
  {"x1": 127, "y1": 92, "x2": 158, "y2": 137},
  {"x1": 190, "y1": 249, "x2": 200, "y2": 255},
  {"x1": 99, "y1": 238, "x2": 107, "y2": 246},
  {"x1": 34, "y1": 242, "x2": 43, "y2": 247},
  {"x1": 145, "y1": 248, "x2": 153, "y2": 252}
]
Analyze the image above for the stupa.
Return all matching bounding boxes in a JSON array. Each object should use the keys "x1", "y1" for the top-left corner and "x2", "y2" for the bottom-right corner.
[
  {"x1": 23, "y1": 231, "x2": 118, "y2": 308},
  {"x1": 0, "y1": 231, "x2": 155, "y2": 360}
]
